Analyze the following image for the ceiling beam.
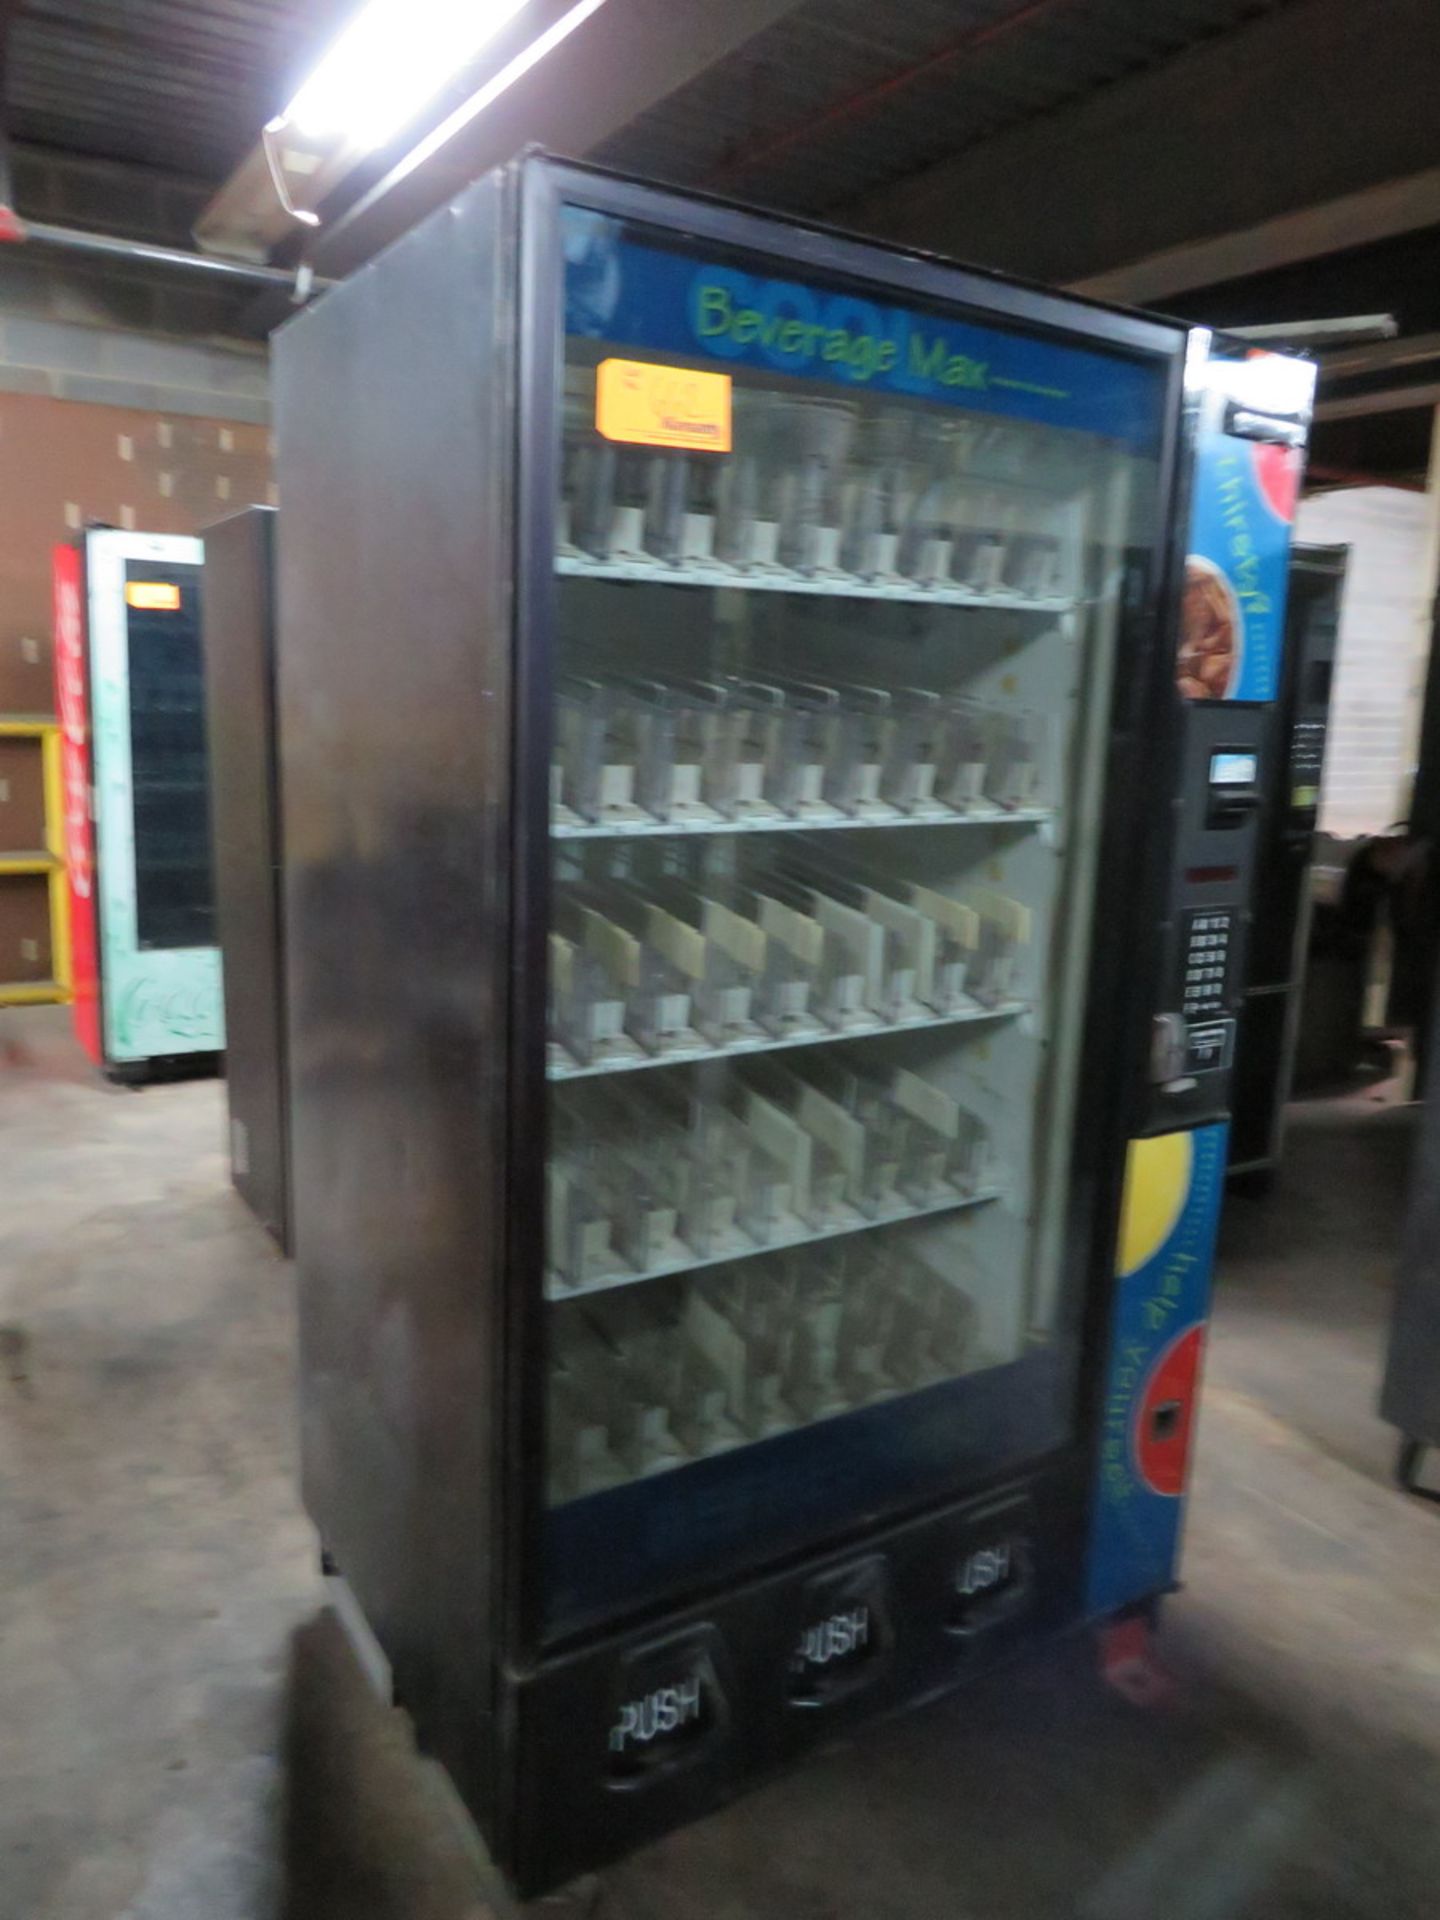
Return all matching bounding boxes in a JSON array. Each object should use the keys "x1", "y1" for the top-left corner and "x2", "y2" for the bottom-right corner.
[
  {"x1": 1073, "y1": 169, "x2": 1440, "y2": 305},
  {"x1": 1319, "y1": 328, "x2": 1440, "y2": 383},
  {"x1": 838, "y1": 0, "x2": 1440, "y2": 293},
  {"x1": 1315, "y1": 383, "x2": 1440, "y2": 423}
]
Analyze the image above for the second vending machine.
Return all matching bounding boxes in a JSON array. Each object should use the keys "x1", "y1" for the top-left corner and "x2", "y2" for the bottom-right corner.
[{"x1": 274, "y1": 157, "x2": 1311, "y2": 1893}]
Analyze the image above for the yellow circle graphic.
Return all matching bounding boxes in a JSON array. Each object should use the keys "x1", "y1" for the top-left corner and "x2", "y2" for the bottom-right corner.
[{"x1": 1118, "y1": 1131, "x2": 1194, "y2": 1276}]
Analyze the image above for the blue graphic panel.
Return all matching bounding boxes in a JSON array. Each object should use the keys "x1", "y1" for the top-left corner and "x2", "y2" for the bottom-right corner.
[
  {"x1": 563, "y1": 209, "x2": 1165, "y2": 452},
  {"x1": 1086, "y1": 1123, "x2": 1228, "y2": 1618},
  {"x1": 1183, "y1": 352, "x2": 1306, "y2": 703}
]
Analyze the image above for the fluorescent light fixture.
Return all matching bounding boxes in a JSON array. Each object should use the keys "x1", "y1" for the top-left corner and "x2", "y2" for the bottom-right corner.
[
  {"x1": 375, "y1": 0, "x2": 609, "y2": 191},
  {"x1": 280, "y1": 0, "x2": 537, "y2": 151}
]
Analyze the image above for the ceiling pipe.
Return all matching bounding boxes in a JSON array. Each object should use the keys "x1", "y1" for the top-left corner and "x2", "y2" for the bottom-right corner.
[
  {"x1": 15, "y1": 220, "x2": 329, "y2": 293},
  {"x1": 704, "y1": 0, "x2": 1074, "y2": 190},
  {"x1": 0, "y1": 0, "x2": 321, "y2": 301},
  {"x1": 1230, "y1": 314, "x2": 1398, "y2": 350}
]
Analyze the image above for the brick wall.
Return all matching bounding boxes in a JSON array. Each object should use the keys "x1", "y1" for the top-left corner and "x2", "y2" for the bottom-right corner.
[{"x1": 0, "y1": 391, "x2": 273, "y2": 714}]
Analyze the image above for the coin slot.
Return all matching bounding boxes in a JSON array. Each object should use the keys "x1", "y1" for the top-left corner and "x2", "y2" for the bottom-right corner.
[{"x1": 1150, "y1": 1398, "x2": 1182, "y2": 1442}]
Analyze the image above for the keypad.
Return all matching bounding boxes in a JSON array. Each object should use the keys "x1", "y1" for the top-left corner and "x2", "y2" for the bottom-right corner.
[{"x1": 1181, "y1": 909, "x2": 1233, "y2": 1018}]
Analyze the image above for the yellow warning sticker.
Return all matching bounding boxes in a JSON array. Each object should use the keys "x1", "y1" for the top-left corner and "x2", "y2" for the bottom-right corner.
[
  {"x1": 595, "y1": 358, "x2": 732, "y2": 453},
  {"x1": 125, "y1": 582, "x2": 181, "y2": 611}
]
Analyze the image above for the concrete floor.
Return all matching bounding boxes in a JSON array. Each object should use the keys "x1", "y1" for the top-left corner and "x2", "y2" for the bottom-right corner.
[{"x1": 3, "y1": 1006, "x2": 1440, "y2": 1920}]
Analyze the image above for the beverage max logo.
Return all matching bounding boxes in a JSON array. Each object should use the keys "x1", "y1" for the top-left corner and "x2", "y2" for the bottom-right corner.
[
  {"x1": 561, "y1": 211, "x2": 1165, "y2": 452},
  {"x1": 691, "y1": 269, "x2": 996, "y2": 395}
]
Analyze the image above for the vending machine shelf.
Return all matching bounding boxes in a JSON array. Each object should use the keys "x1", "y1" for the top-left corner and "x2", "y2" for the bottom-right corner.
[
  {"x1": 556, "y1": 551, "x2": 1078, "y2": 615},
  {"x1": 547, "y1": 997, "x2": 1026, "y2": 1080},
  {"x1": 552, "y1": 805, "x2": 1053, "y2": 841},
  {"x1": 546, "y1": 1182, "x2": 1001, "y2": 1300}
]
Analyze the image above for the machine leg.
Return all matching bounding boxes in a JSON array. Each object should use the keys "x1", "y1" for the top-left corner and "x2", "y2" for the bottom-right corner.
[
  {"x1": 1098, "y1": 1607, "x2": 1175, "y2": 1707},
  {"x1": 1395, "y1": 1436, "x2": 1440, "y2": 1503}
]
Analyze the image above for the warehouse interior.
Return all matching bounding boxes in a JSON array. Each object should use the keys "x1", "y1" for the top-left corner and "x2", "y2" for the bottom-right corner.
[{"x1": 3, "y1": 2, "x2": 1440, "y2": 1916}]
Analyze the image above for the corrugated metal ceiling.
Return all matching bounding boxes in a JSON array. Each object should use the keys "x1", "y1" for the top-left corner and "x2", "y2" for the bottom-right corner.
[
  {"x1": 4, "y1": 0, "x2": 1296, "y2": 205},
  {"x1": 5, "y1": 0, "x2": 353, "y2": 180},
  {"x1": 592, "y1": 0, "x2": 1297, "y2": 217}
]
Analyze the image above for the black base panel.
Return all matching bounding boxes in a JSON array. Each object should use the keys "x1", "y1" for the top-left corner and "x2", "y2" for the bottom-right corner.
[
  {"x1": 504, "y1": 1468, "x2": 1085, "y2": 1895},
  {"x1": 104, "y1": 1050, "x2": 222, "y2": 1087}
]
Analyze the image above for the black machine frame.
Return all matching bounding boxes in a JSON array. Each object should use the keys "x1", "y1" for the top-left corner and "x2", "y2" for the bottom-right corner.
[{"x1": 275, "y1": 153, "x2": 1199, "y2": 1892}]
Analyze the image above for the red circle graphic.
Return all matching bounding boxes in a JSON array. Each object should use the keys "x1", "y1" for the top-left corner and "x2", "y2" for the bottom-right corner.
[{"x1": 1135, "y1": 1324, "x2": 1206, "y2": 1497}]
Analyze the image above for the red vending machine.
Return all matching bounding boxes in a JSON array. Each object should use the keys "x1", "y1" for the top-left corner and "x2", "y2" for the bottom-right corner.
[{"x1": 52, "y1": 529, "x2": 222, "y2": 1080}]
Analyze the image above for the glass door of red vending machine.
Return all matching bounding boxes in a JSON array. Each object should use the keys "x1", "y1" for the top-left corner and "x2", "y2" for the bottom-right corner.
[{"x1": 509, "y1": 176, "x2": 1187, "y2": 1647}]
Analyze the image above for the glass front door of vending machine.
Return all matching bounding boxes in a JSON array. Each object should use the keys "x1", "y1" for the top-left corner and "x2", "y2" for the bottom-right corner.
[
  {"x1": 83, "y1": 530, "x2": 223, "y2": 1070},
  {"x1": 530, "y1": 192, "x2": 1180, "y2": 1640}
]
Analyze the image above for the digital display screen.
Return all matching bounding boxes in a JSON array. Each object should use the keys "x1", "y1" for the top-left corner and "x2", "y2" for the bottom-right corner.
[{"x1": 1210, "y1": 751, "x2": 1257, "y2": 788}]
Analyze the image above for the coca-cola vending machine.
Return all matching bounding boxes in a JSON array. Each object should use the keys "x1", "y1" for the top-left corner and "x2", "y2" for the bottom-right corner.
[{"x1": 52, "y1": 530, "x2": 222, "y2": 1080}]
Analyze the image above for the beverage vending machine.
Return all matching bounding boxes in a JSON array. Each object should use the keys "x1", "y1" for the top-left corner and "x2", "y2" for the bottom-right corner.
[
  {"x1": 272, "y1": 157, "x2": 1313, "y2": 1893},
  {"x1": 52, "y1": 529, "x2": 223, "y2": 1080}
]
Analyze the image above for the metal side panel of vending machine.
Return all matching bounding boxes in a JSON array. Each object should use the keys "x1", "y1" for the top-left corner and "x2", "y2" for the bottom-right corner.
[
  {"x1": 1227, "y1": 542, "x2": 1345, "y2": 1188},
  {"x1": 61, "y1": 529, "x2": 223, "y2": 1080},
  {"x1": 203, "y1": 506, "x2": 290, "y2": 1248},
  {"x1": 1086, "y1": 336, "x2": 1315, "y2": 1622},
  {"x1": 271, "y1": 156, "x2": 1304, "y2": 1895}
]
